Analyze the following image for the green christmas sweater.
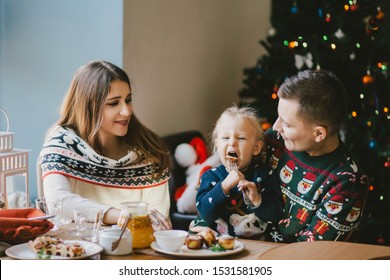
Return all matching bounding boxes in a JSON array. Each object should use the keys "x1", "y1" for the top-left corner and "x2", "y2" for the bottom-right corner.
[{"x1": 265, "y1": 130, "x2": 368, "y2": 242}]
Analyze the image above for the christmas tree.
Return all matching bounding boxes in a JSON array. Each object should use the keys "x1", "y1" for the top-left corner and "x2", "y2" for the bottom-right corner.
[{"x1": 240, "y1": 0, "x2": 390, "y2": 245}]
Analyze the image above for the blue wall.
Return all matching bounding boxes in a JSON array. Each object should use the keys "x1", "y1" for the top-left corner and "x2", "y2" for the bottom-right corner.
[{"x1": 0, "y1": 0, "x2": 123, "y2": 204}]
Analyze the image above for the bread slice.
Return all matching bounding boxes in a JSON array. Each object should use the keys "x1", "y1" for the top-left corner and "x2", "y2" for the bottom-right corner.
[{"x1": 28, "y1": 236, "x2": 86, "y2": 258}]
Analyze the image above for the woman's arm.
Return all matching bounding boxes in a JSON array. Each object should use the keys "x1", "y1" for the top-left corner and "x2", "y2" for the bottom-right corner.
[{"x1": 42, "y1": 174, "x2": 116, "y2": 224}]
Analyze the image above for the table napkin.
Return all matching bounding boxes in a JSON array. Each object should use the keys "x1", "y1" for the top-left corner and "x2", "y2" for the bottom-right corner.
[{"x1": 0, "y1": 208, "x2": 54, "y2": 244}]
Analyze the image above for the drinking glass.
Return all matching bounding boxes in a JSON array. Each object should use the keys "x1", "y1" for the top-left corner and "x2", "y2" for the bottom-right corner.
[
  {"x1": 73, "y1": 207, "x2": 103, "y2": 242},
  {"x1": 35, "y1": 197, "x2": 66, "y2": 230}
]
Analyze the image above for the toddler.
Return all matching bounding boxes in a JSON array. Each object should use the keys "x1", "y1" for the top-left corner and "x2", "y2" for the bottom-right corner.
[{"x1": 190, "y1": 105, "x2": 282, "y2": 239}]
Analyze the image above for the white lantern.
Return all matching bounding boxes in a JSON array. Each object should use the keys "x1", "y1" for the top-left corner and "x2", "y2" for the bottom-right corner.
[{"x1": 0, "y1": 108, "x2": 29, "y2": 208}]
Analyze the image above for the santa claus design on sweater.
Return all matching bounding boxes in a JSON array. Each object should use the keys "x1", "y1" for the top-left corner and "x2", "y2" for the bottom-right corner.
[
  {"x1": 297, "y1": 172, "x2": 316, "y2": 194},
  {"x1": 346, "y1": 201, "x2": 362, "y2": 223},
  {"x1": 324, "y1": 195, "x2": 344, "y2": 215},
  {"x1": 269, "y1": 149, "x2": 282, "y2": 170},
  {"x1": 280, "y1": 160, "x2": 295, "y2": 184}
]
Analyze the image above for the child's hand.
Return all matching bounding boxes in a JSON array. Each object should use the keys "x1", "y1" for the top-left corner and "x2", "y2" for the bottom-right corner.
[
  {"x1": 221, "y1": 170, "x2": 244, "y2": 194},
  {"x1": 238, "y1": 179, "x2": 262, "y2": 207}
]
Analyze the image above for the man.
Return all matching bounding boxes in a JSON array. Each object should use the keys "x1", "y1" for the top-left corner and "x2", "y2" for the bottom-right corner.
[{"x1": 265, "y1": 70, "x2": 368, "y2": 242}]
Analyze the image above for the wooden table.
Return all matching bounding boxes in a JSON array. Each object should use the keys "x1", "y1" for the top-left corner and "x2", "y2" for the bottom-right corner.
[
  {"x1": 112, "y1": 239, "x2": 390, "y2": 260},
  {"x1": 258, "y1": 240, "x2": 390, "y2": 260}
]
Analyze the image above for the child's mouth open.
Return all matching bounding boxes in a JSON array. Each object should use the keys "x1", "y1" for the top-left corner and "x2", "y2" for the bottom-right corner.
[{"x1": 226, "y1": 151, "x2": 238, "y2": 162}]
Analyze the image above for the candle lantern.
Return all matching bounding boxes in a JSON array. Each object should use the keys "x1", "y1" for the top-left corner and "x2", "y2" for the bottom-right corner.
[{"x1": 0, "y1": 108, "x2": 29, "y2": 208}]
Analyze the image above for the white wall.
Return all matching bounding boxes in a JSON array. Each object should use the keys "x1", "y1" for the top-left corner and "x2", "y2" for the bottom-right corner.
[
  {"x1": 0, "y1": 0, "x2": 123, "y2": 203},
  {"x1": 123, "y1": 0, "x2": 270, "y2": 138}
]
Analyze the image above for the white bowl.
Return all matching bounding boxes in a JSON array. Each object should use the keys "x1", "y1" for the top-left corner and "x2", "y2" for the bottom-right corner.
[
  {"x1": 99, "y1": 228, "x2": 132, "y2": 255},
  {"x1": 154, "y1": 230, "x2": 188, "y2": 252}
]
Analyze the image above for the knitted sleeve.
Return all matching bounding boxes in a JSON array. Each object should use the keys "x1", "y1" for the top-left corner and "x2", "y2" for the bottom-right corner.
[
  {"x1": 195, "y1": 167, "x2": 230, "y2": 224},
  {"x1": 43, "y1": 174, "x2": 111, "y2": 220},
  {"x1": 251, "y1": 170, "x2": 283, "y2": 224}
]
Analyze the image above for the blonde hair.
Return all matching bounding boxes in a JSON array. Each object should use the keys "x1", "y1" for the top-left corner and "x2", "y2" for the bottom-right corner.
[
  {"x1": 57, "y1": 60, "x2": 170, "y2": 175},
  {"x1": 211, "y1": 105, "x2": 264, "y2": 151}
]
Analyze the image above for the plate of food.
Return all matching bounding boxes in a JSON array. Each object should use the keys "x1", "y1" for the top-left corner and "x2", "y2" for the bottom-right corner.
[
  {"x1": 151, "y1": 229, "x2": 245, "y2": 258},
  {"x1": 5, "y1": 236, "x2": 103, "y2": 260}
]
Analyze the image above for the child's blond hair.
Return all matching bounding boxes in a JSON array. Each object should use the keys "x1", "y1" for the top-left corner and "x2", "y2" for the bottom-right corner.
[{"x1": 211, "y1": 105, "x2": 264, "y2": 151}]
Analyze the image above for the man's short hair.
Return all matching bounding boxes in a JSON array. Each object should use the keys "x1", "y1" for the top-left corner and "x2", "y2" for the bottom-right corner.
[{"x1": 278, "y1": 70, "x2": 348, "y2": 134}]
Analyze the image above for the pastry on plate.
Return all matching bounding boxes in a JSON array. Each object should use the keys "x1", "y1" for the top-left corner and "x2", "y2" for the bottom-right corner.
[
  {"x1": 28, "y1": 236, "x2": 86, "y2": 258},
  {"x1": 218, "y1": 235, "x2": 235, "y2": 250},
  {"x1": 197, "y1": 228, "x2": 217, "y2": 247},
  {"x1": 185, "y1": 235, "x2": 204, "y2": 249}
]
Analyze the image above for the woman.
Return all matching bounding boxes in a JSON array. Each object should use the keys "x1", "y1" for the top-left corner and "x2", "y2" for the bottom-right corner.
[{"x1": 39, "y1": 61, "x2": 172, "y2": 229}]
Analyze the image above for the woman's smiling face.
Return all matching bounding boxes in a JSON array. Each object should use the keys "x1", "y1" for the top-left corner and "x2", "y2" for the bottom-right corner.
[{"x1": 99, "y1": 80, "x2": 132, "y2": 143}]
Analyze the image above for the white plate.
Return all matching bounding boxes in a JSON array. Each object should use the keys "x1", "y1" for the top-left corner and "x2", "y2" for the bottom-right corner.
[
  {"x1": 5, "y1": 240, "x2": 103, "y2": 260},
  {"x1": 151, "y1": 240, "x2": 244, "y2": 258}
]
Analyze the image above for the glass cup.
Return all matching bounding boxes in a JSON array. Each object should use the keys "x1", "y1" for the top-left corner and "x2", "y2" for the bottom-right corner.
[
  {"x1": 35, "y1": 197, "x2": 65, "y2": 230},
  {"x1": 118, "y1": 201, "x2": 154, "y2": 248},
  {"x1": 73, "y1": 207, "x2": 103, "y2": 242}
]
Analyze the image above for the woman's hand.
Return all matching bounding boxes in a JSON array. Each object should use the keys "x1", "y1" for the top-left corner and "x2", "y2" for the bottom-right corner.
[
  {"x1": 149, "y1": 209, "x2": 172, "y2": 231},
  {"x1": 104, "y1": 208, "x2": 121, "y2": 224}
]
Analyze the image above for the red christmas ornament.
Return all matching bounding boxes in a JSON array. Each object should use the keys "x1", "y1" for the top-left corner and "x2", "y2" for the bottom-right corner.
[
  {"x1": 261, "y1": 122, "x2": 272, "y2": 131},
  {"x1": 377, "y1": 10, "x2": 385, "y2": 20},
  {"x1": 362, "y1": 74, "x2": 374, "y2": 84},
  {"x1": 350, "y1": 4, "x2": 359, "y2": 12},
  {"x1": 349, "y1": 4, "x2": 359, "y2": 12},
  {"x1": 377, "y1": 235, "x2": 385, "y2": 244}
]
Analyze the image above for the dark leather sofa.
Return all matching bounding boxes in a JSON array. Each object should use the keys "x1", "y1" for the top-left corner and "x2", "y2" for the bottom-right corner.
[{"x1": 162, "y1": 130, "x2": 206, "y2": 230}]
